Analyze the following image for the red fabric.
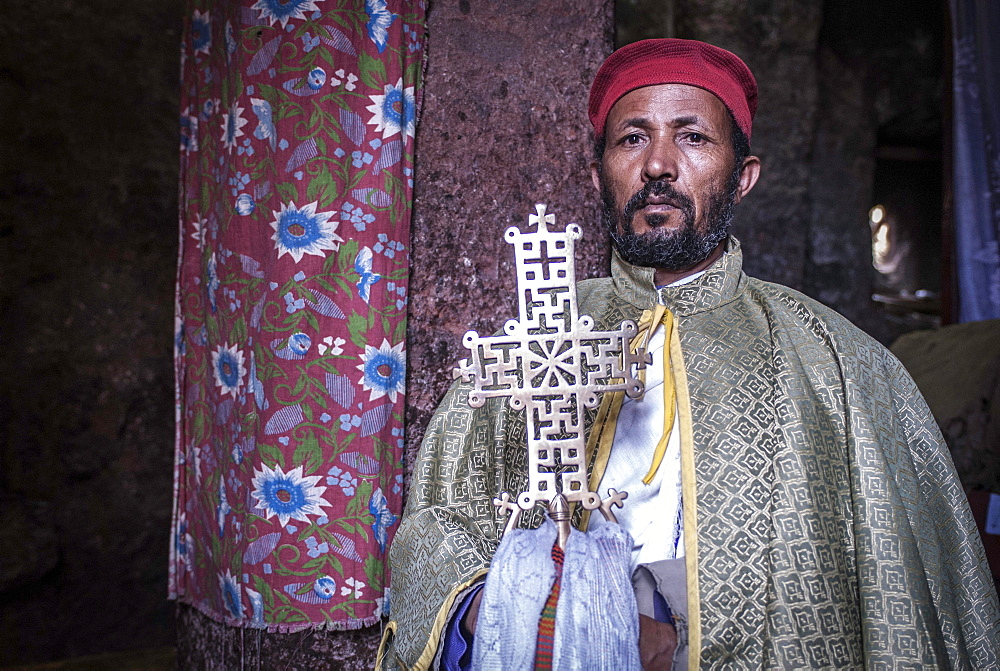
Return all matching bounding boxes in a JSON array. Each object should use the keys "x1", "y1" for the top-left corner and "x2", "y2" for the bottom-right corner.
[{"x1": 588, "y1": 38, "x2": 757, "y2": 141}]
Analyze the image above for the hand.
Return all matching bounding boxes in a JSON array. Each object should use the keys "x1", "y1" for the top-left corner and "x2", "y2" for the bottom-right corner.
[
  {"x1": 461, "y1": 590, "x2": 485, "y2": 637},
  {"x1": 639, "y1": 614, "x2": 677, "y2": 670}
]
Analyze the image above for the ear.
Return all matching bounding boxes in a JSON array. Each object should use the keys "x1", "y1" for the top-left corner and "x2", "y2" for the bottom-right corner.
[
  {"x1": 590, "y1": 159, "x2": 601, "y2": 192},
  {"x1": 734, "y1": 155, "x2": 761, "y2": 204}
]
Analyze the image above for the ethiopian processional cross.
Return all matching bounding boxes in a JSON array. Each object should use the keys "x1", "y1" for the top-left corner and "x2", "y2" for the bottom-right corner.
[{"x1": 453, "y1": 204, "x2": 649, "y2": 549}]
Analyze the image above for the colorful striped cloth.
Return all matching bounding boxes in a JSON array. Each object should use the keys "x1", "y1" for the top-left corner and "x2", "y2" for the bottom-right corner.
[{"x1": 533, "y1": 541, "x2": 566, "y2": 670}]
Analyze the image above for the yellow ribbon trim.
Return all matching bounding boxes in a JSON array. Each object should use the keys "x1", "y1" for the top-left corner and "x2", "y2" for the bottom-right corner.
[
  {"x1": 581, "y1": 305, "x2": 677, "y2": 523},
  {"x1": 581, "y1": 307, "x2": 656, "y2": 529},
  {"x1": 641, "y1": 306, "x2": 676, "y2": 485},
  {"x1": 669, "y1": 324, "x2": 701, "y2": 670}
]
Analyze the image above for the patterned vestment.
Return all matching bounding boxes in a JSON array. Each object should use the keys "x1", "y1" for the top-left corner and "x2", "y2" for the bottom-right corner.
[{"x1": 380, "y1": 237, "x2": 1000, "y2": 670}]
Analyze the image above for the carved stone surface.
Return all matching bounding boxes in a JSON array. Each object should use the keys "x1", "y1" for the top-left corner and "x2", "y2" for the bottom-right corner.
[
  {"x1": 405, "y1": 0, "x2": 615, "y2": 475},
  {"x1": 176, "y1": 603, "x2": 383, "y2": 670}
]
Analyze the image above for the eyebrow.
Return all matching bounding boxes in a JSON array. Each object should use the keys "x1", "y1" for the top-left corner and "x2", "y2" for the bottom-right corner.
[{"x1": 616, "y1": 115, "x2": 705, "y2": 131}]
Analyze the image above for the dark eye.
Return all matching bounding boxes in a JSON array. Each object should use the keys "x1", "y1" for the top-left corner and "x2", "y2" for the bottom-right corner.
[
  {"x1": 685, "y1": 132, "x2": 706, "y2": 144},
  {"x1": 623, "y1": 133, "x2": 642, "y2": 145}
]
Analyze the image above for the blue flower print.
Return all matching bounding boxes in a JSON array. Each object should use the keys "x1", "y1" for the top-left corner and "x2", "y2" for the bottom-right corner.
[
  {"x1": 230, "y1": 171, "x2": 251, "y2": 196},
  {"x1": 289, "y1": 332, "x2": 311, "y2": 356},
  {"x1": 235, "y1": 193, "x2": 255, "y2": 216},
  {"x1": 283, "y1": 292, "x2": 305, "y2": 313},
  {"x1": 354, "y1": 246, "x2": 381, "y2": 304},
  {"x1": 307, "y1": 67, "x2": 326, "y2": 90},
  {"x1": 368, "y1": 487, "x2": 397, "y2": 552},
  {"x1": 220, "y1": 102, "x2": 248, "y2": 153},
  {"x1": 326, "y1": 466, "x2": 357, "y2": 496},
  {"x1": 313, "y1": 575, "x2": 337, "y2": 600},
  {"x1": 340, "y1": 202, "x2": 376, "y2": 232},
  {"x1": 302, "y1": 32, "x2": 320, "y2": 53},
  {"x1": 339, "y1": 413, "x2": 361, "y2": 431},
  {"x1": 351, "y1": 151, "x2": 373, "y2": 168},
  {"x1": 305, "y1": 536, "x2": 330, "y2": 558},
  {"x1": 365, "y1": 0, "x2": 397, "y2": 54},
  {"x1": 393, "y1": 285, "x2": 407, "y2": 311},
  {"x1": 212, "y1": 343, "x2": 247, "y2": 400},
  {"x1": 250, "y1": 98, "x2": 276, "y2": 151},
  {"x1": 180, "y1": 109, "x2": 199, "y2": 152},
  {"x1": 220, "y1": 287, "x2": 241, "y2": 312},
  {"x1": 365, "y1": 78, "x2": 416, "y2": 140},
  {"x1": 250, "y1": 0, "x2": 323, "y2": 29},
  {"x1": 269, "y1": 200, "x2": 343, "y2": 263},
  {"x1": 191, "y1": 10, "x2": 212, "y2": 56},
  {"x1": 373, "y1": 233, "x2": 405, "y2": 259},
  {"x1": 219, "y1": 569, "x2": 243, "y2": 619},
  {"x1": 225, "y1": 20, "x2": 237, "y2": 59},
  {"x1": 250, "y1": 463, "x2": 331, "y2": 527},
  {"x1": 402, "y1": 23, "x2": 422, "y2": 53},
  {"x1": 356, "y1": 339, "x2": 405, "y2": 403}
]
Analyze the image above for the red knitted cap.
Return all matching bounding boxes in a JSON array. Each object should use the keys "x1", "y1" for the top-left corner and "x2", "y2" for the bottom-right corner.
[{"x1": 589, "y1": 38, "x2": 757, "y2": 141}]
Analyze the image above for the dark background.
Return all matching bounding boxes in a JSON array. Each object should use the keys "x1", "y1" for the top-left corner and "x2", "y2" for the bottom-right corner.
[{"x1": 0, "y1": 0, "x2": 976, "y2": 665}]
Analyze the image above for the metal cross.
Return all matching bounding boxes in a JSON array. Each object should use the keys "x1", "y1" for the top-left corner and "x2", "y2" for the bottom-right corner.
[{"x1": 454, "y1": 204, "x2": 648, "y2": 541}]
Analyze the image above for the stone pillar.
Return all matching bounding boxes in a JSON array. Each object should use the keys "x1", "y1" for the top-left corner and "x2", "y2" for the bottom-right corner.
[
  {"x1": 177, "y1": 1, "x2": 614, "y2": 667},
  {"x1": 405, "y1": 0, "x2": 614, "y2": 469}
]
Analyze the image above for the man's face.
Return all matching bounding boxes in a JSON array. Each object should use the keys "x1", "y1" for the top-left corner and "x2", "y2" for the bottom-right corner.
[{"x1": 592, "y1": 83, "x2": 752, "y2": 272}]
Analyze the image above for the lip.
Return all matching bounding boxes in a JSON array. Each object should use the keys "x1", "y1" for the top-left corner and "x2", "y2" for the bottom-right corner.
[{"x1": 641, "y1": 202, "x2": 680, "y2": 213}]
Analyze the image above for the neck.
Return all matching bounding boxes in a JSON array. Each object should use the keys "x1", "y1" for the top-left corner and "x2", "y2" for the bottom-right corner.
[{"x1": 652, "y1": 241, "x2": 726, "y2": 286}]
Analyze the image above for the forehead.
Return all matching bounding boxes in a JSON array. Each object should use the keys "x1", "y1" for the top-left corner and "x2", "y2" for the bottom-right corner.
[{"x1": 605, "y1": 83, "x2": 731, "y2": 133}]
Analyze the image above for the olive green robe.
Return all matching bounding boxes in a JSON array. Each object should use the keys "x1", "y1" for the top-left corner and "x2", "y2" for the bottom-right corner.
[{"x1": 379, "y1": 238, "x2": 1000, "y2": 670}]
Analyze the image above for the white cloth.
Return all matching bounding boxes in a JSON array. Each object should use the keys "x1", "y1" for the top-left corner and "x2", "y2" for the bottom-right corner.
[
  {"x1": 471, "y1": 520, "x2": 640, "y2": 671},
  {"x1": 589, "y1": 269, "x2": 708, "y2": 571}
]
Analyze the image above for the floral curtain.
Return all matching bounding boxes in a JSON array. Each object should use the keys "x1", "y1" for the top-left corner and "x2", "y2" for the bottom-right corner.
[
  {"x1": 951, "y1": 0, "x2": 1000, "y2": 322},
  {"x1": 169, "y1": 0, "x2": 425, "y2": 631}
]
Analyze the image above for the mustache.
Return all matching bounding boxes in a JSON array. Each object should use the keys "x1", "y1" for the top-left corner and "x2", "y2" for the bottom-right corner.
[{"x1": 622, "y1": 180, "x2": 695, "y2": 223}]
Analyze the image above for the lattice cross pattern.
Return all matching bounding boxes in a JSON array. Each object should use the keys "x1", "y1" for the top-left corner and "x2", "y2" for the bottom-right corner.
[{"x1": 454, "y1": 204, "x2": 647, "y2": 513}]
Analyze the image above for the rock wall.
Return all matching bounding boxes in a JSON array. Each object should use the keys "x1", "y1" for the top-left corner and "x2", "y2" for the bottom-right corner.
[
  {"x1": 405, "y1": 0, "x2": 614, "y2": 471},
  {"x1": 0, "y1": 1, "x2": 182, "y2": 663}
]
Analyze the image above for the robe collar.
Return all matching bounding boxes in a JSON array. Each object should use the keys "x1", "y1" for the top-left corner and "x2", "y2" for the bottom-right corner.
[{"x1": 610, "y1": 235, "x2": 748, "y2": 317}]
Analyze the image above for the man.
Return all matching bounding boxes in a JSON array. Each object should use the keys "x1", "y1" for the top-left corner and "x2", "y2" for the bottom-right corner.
[{"x1": 379, "y1": 39, "x2": 1000, "y2": 669}]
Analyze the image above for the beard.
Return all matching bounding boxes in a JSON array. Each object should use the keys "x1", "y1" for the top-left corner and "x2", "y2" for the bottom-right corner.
[{"x1": 600, "y1": 169, "x2": 740, "y2": 271}]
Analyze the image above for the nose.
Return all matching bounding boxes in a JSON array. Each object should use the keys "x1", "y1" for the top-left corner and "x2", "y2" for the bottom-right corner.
[{"x1": 642, "y1": 134, "x2": 678, "y2": 183}]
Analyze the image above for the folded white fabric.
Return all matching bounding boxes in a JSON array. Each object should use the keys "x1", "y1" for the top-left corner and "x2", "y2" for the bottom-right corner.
[{"x1": 472, "y1": 519, "x2": 640, "y2": 671}]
